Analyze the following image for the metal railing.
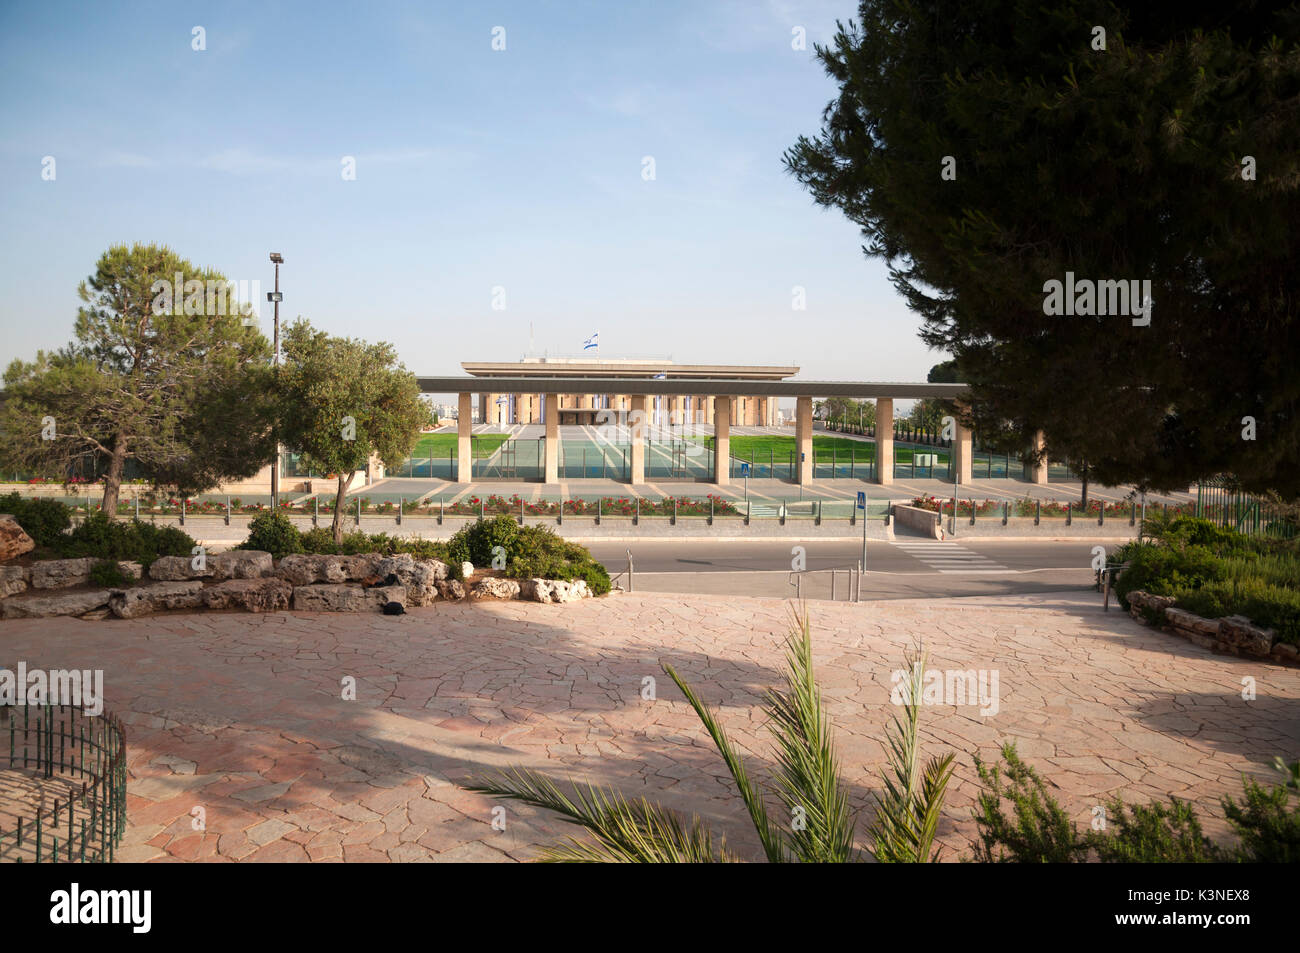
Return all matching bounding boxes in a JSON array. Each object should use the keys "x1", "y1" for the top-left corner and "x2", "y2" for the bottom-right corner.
[
  {"x1": 788, "y1": 562, "x2": 863, "y2": 602},
  {"x1": 608, "y1": 549, "x2": 634, "y2": 592},
  {"x1": 0, "y1": 704, "x2": 128, "y2": 863},
  {"x1": 1196, "y1": 480, "x2": 1297, "y2": 539}
]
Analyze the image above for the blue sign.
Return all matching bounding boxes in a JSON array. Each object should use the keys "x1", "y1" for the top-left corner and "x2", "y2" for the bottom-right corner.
[
  {"x1": 740, "y1": 462, "x2": 750, "y2": 476},
  {"x1": 857, "y1": 491, "x2": 866, "y2": 509}
]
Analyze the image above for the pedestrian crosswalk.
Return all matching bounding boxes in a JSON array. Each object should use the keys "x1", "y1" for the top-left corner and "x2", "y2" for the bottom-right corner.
[{"x1": 890, "y1": 540, "x2": 1010, "y2": 574}]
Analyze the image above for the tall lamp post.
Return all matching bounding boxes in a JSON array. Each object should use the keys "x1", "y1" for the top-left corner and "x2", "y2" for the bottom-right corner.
[{"x1": 267, "y1": 253, "x2": 284, "y2": 506}]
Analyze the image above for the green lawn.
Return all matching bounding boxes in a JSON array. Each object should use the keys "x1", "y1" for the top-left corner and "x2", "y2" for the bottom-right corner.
[
  {"x1": 413, "y1": 433, "x2": 511, "y2": 458},
  {"x1": 695, "y1": 434, "x2": 950, "y2": 465}
]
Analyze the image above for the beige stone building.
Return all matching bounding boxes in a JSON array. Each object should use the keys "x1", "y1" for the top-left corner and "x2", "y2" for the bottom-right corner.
[{"x1": 461, "y1": 359, "x2": 795, "y2": 427}]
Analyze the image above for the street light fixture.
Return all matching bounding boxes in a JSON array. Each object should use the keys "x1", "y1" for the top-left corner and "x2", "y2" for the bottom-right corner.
[{"x1": 268, "y1": 253, "x2": 284, "y2": 505}]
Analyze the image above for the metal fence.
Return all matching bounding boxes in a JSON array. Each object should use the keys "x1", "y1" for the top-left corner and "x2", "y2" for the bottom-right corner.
[
  {"x1": 0, "y1": 704, "x2": 127, "y2": 863},
  {"x1": 1195, "y1": 480, "x2": 1298, "y2": 539}
]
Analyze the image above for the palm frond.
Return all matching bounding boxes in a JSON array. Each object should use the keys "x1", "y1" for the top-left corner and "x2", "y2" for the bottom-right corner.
[
  {"x1": 871, "y1": 642, "x2": 956, "y2": 862},
  {"x1": 663, "y1": 663, "x2": 788, "y2": 863},
  {"x1": 466, "y1": 767, "x2": 733, "y2": 862},
  {"x1": 763, "y1": 604, "x2": 857, "y2": 862}
]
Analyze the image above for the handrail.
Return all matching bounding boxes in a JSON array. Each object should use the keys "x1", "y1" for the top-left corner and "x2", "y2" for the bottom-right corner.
[
  {"x1": 608, "y1": 548, "x2": 634, "y2": 592},
  {"x1": 788, "y1": 561, "x2": 863, "y2": 602}
]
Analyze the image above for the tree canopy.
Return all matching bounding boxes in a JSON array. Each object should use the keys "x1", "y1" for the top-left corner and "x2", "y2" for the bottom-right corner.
[
  {"x1": 786, "y1": 1, "x2": 1300, "y2": 495},
  {"x1": 0, "y1": 243, "x2": 276, "y2": 510},
  {"x1": 278, "y1": 319, "x2": 432, "y2": 542}
]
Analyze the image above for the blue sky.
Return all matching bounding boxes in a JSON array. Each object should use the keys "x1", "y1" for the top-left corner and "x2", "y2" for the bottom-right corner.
[{"x1": 0, "y1": 0, "x2": 947, "y2": 393}]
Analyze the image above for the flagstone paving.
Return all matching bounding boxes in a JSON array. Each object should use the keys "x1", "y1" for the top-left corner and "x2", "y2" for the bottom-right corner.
[{"x1": 2, "y1": 590, "x2": 1297, "y2": 862}]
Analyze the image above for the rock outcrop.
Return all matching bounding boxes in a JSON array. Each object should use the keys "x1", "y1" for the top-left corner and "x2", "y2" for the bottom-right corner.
[
  {"x1": 148, "y1": 556, "x2": 214, "y2": 581},
  {"x1": 292, "y1": 584, "x2": 406, "y2": 612},
  {"x1": 0, "y1": 565, "x2": 29, "y2": 598},
  {"x1": 201, "y1": 577, "x2": 293, "y2": 612},
  {"x1": 470, "y1": 577, "x2": 521, "y2": 600},
  {"x1": 210, "y1": 551, "x2": 273, "y2": 580},
  {"x1": 519, "y1": 578, "x2": 592, "y2": 604},
  {"x1": 109, "y1": 581, "x2": 206, "y2": 619},
  {"x1": 0, "y1": 515, "x2": 34, "y2": 561},
  {"x1": 2, "y1": 588, "x2": 114, "y2": 619}
]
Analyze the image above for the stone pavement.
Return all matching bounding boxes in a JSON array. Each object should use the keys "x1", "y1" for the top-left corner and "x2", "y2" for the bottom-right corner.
[{"x1": 1, "y1": 591, "x2": 1296, "y2": 862}]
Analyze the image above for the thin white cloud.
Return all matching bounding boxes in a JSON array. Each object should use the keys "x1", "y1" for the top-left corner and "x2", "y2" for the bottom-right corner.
[
  {"x1": 98, "y1": 150, "x2": 158, "y2": 168},
  {"x1": 196, "y1": 147, "x2": 473, "y2": 175},
  {"x1": 200, "y1": 148, "x2": 298, "y2": 175}
]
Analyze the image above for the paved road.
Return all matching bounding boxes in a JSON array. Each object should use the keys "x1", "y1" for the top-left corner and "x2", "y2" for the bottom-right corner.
[{"x1": 589, "y1": 538, "x2": 1110, "y2": 601}]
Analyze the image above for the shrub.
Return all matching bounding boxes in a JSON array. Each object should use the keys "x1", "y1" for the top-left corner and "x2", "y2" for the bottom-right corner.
[
  {"x1": 1159, "y1": 516, "x2": 1247, "y2": 552},
  {"x1": 1114, "y1": 544, "x2": 1227, "y2": 606},
  {"x1": 446, "y1": 514, "x2": 519, "y2": 568},
  {"x1": 240, "y1": 510, "x2": 304, "y2": 558},
  {"x1": 1222, "y1": 773, "x2": 1300, "y2": 862},
  {"x1": 1086, "y1": 797, "x2": 1222, "y2": 862},
  {"x1": 299, "y1": 526, "x2": 336, "y2": 553},
  {"x1": 393, "y1": 537, "x2": 448, "y2": 561},
  {"x1": 567, "y1": 560, "x2": 612, "y2": 596},
  {"x1": 972, "y1": 744, "x2": 1086, "y2": 862},
  {"x1": 88, "y1": 558, "x2": 132, "y2": 588},
  {"x1": 53, "y1": 512, "x2": 195, "y2": 567},
  {"x1": 0, "y1": 492, "x2": 72, "y2": 547}
]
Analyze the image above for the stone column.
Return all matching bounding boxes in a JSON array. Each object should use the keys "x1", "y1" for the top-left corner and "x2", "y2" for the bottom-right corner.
[
  {"x1": 630, "y1": 395, "x2": 647, "y2": 485},
  {"x1": 1031, "y1": 430, "x2": 1049, "y2": 484},
  {"x1": 876, "y1": 398, "x2": 894, "y2": 485},
  {"x1": 954, "y1": 416, "x2": 973, "y2": 485},
  {"x1": 457, "y1": 392, "x2": 473, "y2": 483},
  {"x1": 796, "y1": 395, "x2": 813, "y2": 485},
  {"x1": 714, "y1": 396, "x2": 731, "y2": 485},
  {"x1": 544, "y1": 394, "x2": 560, "y2": 483}
]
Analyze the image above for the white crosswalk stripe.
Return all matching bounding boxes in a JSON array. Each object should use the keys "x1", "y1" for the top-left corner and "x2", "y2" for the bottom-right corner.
[{"x1": 891, "y1": 541, "x2": 1010, "y2": 574}]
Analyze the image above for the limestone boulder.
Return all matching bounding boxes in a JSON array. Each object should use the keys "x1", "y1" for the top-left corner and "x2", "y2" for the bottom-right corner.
[
  {"x1": 277, "y1": 554, "x2": 375, "y2": 585},
  {"x1": 1217, "y1": 615, "x2": 1275, "y2": 658},
  {"x1": 470, "y1": 577, "x2": 520, "y2": 600},
  {"x1": 148, "y1": 555, "x2": 214, "y2": 581},
  {"x1": 210, "y1": 550, "x2": 273, "y2": 580},
  {"x1": 2, "y1": 588, "x2": 114, "y2": 619},
  {"x1": 0, "y1": 515, "x2": 35, "y2": 562},
  {"x1": 374, "y1": 555, "x2": 448, "y2": 606},
  {"x1": 460, "y1": 561, "x2": 474, "y2": 580},
  {"x1": 292, "y1": 584, "x2": 406, "y2": 612},
  {"x1": 0, "y1": 564, "x2": 29, "y2": 598},
  {"x1": 349, "y1": 553, "x2": 386, "y2": 579},
  {"x1": 436, "y1": 579, "x2": 466, "y2": 601},
  {"x1": 520, "y1": 578, "x2": 591, "y2": 604},
  {"x1": 117, "y1": 562, "x2": 144, "y2": 581},
  {"x1": 1125, "y1": 590, "x2": 1175, "y2": 621},
  {"x1": 201, "y1": 577, "x2": 292, "y2": 612},
  {"x1": 1164, "y1": 607, "x2": 1221, "y2": 638},
  {"x1": 109, "y1": 581, "x2": 206, "y2": 619},
  {"x1": 30, "y1": 557, "x2": 96, "y2": 589}
]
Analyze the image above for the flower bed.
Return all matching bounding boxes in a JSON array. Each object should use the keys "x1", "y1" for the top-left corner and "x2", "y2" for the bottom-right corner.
[{"x1": 908, "y1": 496, "x2": 1189, "y2": 519}]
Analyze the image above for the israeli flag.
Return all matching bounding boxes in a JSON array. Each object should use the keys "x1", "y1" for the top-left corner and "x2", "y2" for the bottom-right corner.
[
  {"x1": 652, "y1": 372, "x2": 667, "y2": 379},
  {"x1": 583, "y1": 332, "x2": 599, "y2": 351}
]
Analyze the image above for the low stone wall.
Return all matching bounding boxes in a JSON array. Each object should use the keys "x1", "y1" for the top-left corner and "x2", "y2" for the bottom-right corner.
[
  {"x1": 0, "y1": 552, "x2": 595, "y2": 620},
  {"x1": 890, "y1": 504, "x2": 941, "y2": 539},
  {"x1": 120, "y1": 514, "x2": 901, "y2": 542},
  {"x1": 891, "y1": 505, "x2": 1138, "y2": 539},
  {"x1": 1126, "y1": 590, "x2": 1297, "y2": 665}
]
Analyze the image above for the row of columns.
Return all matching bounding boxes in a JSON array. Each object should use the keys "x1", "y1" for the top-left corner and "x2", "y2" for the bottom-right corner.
[
  {"x1": 476, "y1": 392, "x2": 778, "y2": 426},
  {"x1": 456, "y1": 392, "x2": 1048, "y2": 486}
]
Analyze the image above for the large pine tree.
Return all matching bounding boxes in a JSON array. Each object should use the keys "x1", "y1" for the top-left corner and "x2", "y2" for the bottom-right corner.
[
  {"x1": 786, "y1": 1, "x2": 1300, "y2": 495},
  {"x1": 0, "y1": 243, "x2": 277, "y2": 512}
]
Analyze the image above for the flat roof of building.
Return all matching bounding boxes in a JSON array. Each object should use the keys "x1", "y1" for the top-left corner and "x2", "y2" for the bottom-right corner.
[
  {"x1": 462, "y1": 360, "x2": 799, "y2": 380},
  {"x1": 422, "y1": 376, "x2": 969, "y2": 399}
]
